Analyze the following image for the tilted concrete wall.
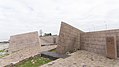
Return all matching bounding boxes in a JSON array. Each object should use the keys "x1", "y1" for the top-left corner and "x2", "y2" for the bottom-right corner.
[
  {"x1": 80, "y1": 29, "x2": 119, "y2": 56},
  {"x1": 8, "y1": 31, "x2": 41, "y2": 53},
  {"x1": 56, "y1": 22, "x2": 83, "y2": 54},
  {"x1": 40, "y1": 35, "x2": 58, "y2": 45}
]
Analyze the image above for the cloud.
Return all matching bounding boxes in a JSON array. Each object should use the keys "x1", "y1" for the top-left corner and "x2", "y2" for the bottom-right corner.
[{"x1": 0, "y1": 0, "x2": 119, "y2": 41}]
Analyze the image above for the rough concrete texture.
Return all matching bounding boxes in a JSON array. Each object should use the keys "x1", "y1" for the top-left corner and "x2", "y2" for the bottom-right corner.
[
  {"x1": 56, "y1": 22, "x2": 119, "y2": 58},
  {"x1": 80, "y1": 29, "x2": 119, "y2": 57},
  {"x1": 41, "y1": 50, "x2": 119, "y2": 67},
  {"x1": 0, "y1": 45, "x2": 57, "y2": 67},
  {"x1": 8, "y1": 31, "x2": 41, "y2": 53},
  {"x1": 40, "y1": 35, "x2": 58, "y2": 45},
  {"x1": 106, "y1": 36, "x2": 117, "y2": 59},
  {"x1": 56, "y1": 22, "x2": 83, "y2": 54}
]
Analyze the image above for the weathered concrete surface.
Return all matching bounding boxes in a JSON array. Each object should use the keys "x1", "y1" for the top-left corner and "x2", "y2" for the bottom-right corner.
[
  {"x1": 41, "y1": 50, "x2": 119, "y2": 67},
  {"x1": 40, "y1": 35, "x2": 58, "y2": 46},
  {"x1": 106, "y1": 36, "x2": 117, "y2": 59},
  {"x1": 56, "y1": 22, "x2": 83, "y2": 54},
  {"x1": 0, "y1": 45, "x2": 57, "y2": 67},
  {"x1": 56, "y1": 22, "x2": 119, "y2": 59},
  {"x1": 8, "y1": 31, "x2": 40, "y2": 53},
  {"x1": 80, "y1": 29, "x2": 119, "y2": 57}
]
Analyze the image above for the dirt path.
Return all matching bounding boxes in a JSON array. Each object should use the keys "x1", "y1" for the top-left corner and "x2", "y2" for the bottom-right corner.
[{"x1": 41, "y1": 50, "x2": 119, "y2": 67}]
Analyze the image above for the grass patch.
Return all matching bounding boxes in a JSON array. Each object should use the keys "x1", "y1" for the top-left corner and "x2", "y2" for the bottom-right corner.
[
  {"x1": 49, "y1": 48, "x2": 56, "y2": 52},
  {"x1": 0, "y1": 49, "x2": 9, "y2": 58},
  {"x1": 15, "y1": 56, "x2": 52, "y2": 67},
  {"x1": 0, "y1": 50, "x2": 5, "y2": 52},
  {"x1": 0, "y1": 55, "x2": 4, "y2": 58},
  {"x1": 0, "y1": 54, "x2": 9, "y2": 58}
]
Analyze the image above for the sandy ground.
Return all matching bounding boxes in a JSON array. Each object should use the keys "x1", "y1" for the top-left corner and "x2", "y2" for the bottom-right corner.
[
  {"x1": 41, "y1": 50, "x2": 119, "y2": 67},
  {"x1": 0, "y1": 43, "x2": 9, "y2": 50},
  {"x1": 0, "y1": 45, "x2": 57, "y2": 67}
]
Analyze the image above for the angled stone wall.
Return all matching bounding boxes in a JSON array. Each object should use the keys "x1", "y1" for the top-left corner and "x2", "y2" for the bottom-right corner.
[
  {"x1": 56, "y1": 22, "x2": 83, "y2": 54},
  {"x1": 80, "y1": 29, "x2": 119, "y2": 57},
  {"x1": 8, "y1": 31, "x2": 41, "y2": 53}
]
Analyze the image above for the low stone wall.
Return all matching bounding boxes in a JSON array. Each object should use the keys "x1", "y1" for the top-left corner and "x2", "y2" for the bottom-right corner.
[{"x1": 40, "y1": 35, "x2": 58, "y2": 45}]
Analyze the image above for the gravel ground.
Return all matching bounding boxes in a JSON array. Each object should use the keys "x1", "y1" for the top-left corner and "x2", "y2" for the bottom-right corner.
[{"x1": 41, "y1": 50, "x2": 119, "y2": 67}]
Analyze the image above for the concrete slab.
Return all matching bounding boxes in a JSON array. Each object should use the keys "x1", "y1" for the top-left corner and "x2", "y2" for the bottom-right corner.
[
  {"x1": 8, "y1": 31, "x2": 41, "y2": 53},
  {"x1": 106, "y1": 36, "x2": 117, "y2": 59},
  {"x1": 41, "y1": 51, "x2": 70, "y2": 60}
]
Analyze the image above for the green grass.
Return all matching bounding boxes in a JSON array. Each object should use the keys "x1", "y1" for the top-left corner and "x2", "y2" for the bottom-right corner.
[
  {"x1": 0, "y1": 49, "x2": 9, "y2": 58},
  {"x1": 0, "y1": 55, "x2": 4, "y2": 58},
  {"x1": 15, "y1": 56, "x2": 52, "y2": 67},
  {"x1": 0, "y1": 50, "x2": 5, "y2": 52},
  {"x1": 49, "y1": 48, "x2": 56, "y2": 52},
  {"x1": 0, "y1": 54, "x2": 9, "y2": 58}
]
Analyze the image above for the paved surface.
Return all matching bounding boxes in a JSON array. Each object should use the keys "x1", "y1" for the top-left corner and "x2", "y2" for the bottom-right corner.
[
  {"x1": 0, "y1": 45, "x2": 57, "y2": 67},
  {"x1": 41, "y1": 50, "x2": 119, "y2": 67}
]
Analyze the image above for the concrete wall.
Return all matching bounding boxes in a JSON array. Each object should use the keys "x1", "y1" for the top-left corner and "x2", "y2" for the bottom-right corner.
[
  {"x1": 8, "y1": 31, "x2": 41, "y2": 53},
  {"x1": 80, "y1": 29, "x2": 119, "y2": 56},
  {"x1": 56, "y1": 22, "x2": 119, "y2": 58},
  {"x1": 56, "y1": 22, "x2": 83, "y2": 54},
  {"x1": 40, "y1": 35, "x2": 58, "y2": 45}
]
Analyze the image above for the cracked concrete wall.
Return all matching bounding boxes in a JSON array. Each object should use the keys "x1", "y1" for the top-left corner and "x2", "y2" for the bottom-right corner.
[
  {"x1": 8, "y1": 31, "x2": 41, "y2": 54},
  {"x1": 56, "y1": 22, "x2": 83, "y2": 54}
]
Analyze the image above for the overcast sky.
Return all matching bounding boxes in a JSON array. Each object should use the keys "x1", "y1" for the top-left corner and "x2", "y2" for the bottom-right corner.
[{"x1": 0, "y1": 0, "x2": 119, "y2": 41}]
